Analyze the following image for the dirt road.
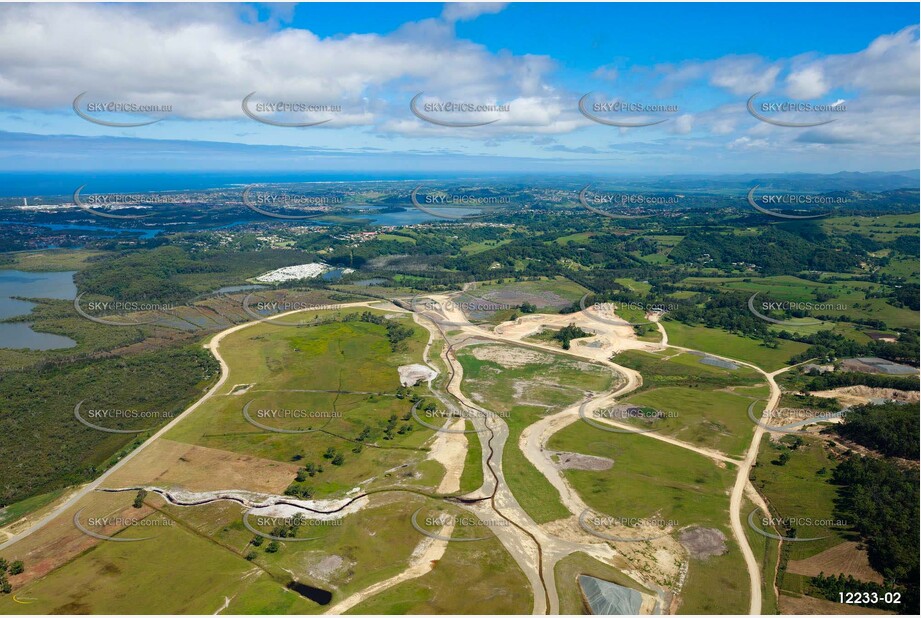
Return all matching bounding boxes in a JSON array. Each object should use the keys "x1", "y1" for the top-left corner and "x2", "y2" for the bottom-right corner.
[{"x1": 0, "y1": 301, "x2": 380, "y2": 553}]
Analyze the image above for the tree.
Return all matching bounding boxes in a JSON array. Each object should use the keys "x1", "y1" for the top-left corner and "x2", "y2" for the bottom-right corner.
[
  {"x1": 265, "y1": 541, "x2": 280, "y2": 553},
  {"x1": 773, "y1": 451, "x2": 791, "y2": 466},
  {"x1": 8, "y1": 561, "x2": 23, "y2": 576},
  {"x1": 133, "y1": 489, "x2": 148, "y2": 509}
]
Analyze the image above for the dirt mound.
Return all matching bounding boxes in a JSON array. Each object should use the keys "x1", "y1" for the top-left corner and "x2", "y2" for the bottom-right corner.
[
  {"x1": 553, "y1": 451, "x2": 613, "y2": 471},
  {"x1": 811, "y1": 386, "x2": 919, "y2": 406},
  {"x1": 678, "y1": 526, "x2": 727, "y2": 560},
  {"x1": 398, "y1": 363, "x2": 438, "y2": 386}
]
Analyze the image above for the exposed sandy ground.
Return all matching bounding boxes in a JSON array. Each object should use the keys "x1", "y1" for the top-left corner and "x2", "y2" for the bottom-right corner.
[
  {"x1": 552, "y1": 451, "x2": 613, "y2": 471},
  {"x1": 323, "y1": 522, "x2": 454, "y2": 614},
  {"x1": 469, "y1": 344, "x2": 553, "y2": 368},
  {"x1": 426, "y1": 418, "x2": 469, "y2": 494},
  {"x1": 779, "y1": 593, "x2": 895, "y2": 614},
  {"x1": 786, "y1": 541, "x2": 884, "y2": 584},
  {"x1": 398, "y1": 363, "x2": 438, "y2": 387},
  {"x1": 495, "y1": 310, "x2": 651, "y2": 357},
  {"x1": 102, "y1": 439, "x2": 299, "y2": 494},
  {"x1": 810, "y1": 386, "x2": 919, "y2": 406},
  {"x1": 229, "y1": 383, "x2": 253, "y2": 395},
  {"x1": 547, "y1": 516, "x2": 686, "y2": 593}
]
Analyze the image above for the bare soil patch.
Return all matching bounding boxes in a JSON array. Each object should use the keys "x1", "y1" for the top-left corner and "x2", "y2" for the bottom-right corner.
[
  {"x1": 779, "y1": 593, "x2": 894, "y2": 615},
  {"x1": 810, "y1": 386, "x2": 919, "y2": 407},
  {"x1": 786, "y1": 541, "x2": 883, "y2": 584},
  {"x1": 102, "y1": 439, "x2": 298, "y2": 494},
  {"x1": 303, "y1": 553, "x2": 349, "y2": 584},
  {"x1": 552, "y1": 451, "x2": 613, "y2": 471},
  {"x1": 469, "y1": 344, "x2": 552, "y2": 368},
  {"x1": 678, "y1": 526, "x2": 727, "y2": 560},
  {"x1": 398, "y1": 363, "x2": 438, "y2": 387}
]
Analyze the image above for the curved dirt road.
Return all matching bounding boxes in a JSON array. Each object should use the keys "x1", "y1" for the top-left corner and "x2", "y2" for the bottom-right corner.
[{"x1": 0, "y1": 301, "x2": 379, "y2": 553}]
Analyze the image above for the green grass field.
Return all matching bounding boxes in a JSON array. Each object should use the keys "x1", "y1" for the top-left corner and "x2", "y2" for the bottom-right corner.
[
  {"x1": 622, "y1": 387, "x2": 758, "y2": 458},
  {"x1": 663, "y1": 321, "x2": 809, "y2": 371},
  {"x1": 165, "y1": 309, "x2": 443, "y2": 498},
  {"x1": 458, "y1": 420, "x2": 484, "y2": 494},
  {"x1": 344, "y1": 514, "x2": 532, "y2": 614},
  {"x1": 678, "y1": 273, "x2": 918, "y2": 331},
  {"x1": 0, "y1": 509, "x2": 264, "y2": 614},
  {"x1": 749, "y1": 434, "x2": 852, "y2": 563}
]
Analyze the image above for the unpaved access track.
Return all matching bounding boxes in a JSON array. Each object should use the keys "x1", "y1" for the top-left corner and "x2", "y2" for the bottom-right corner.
[{"x1": 0, "y1": 301, "x2": 382, "y2": 553}]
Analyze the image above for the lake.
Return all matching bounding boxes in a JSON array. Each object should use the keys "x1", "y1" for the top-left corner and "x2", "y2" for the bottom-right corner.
[{"x1": 0, "y1": 270, "x2": 78, "y2": 350}]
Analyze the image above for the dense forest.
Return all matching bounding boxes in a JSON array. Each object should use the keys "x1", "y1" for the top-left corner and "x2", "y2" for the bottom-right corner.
[
  {"x1": 0, "y1": 344, "x2": 218, "y2": 506},
  {"x1": 829, "y1": 456, "x2": 919, "y2": 613},
  {"x1": 833, "y1": 402, "x2": 920, "y2": 459}
]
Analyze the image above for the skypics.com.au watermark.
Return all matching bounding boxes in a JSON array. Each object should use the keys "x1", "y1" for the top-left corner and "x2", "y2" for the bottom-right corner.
[
  {"x1": 74, "y1": 294, "x2": 177, "y2": 326},
  {"x1": 242, "y1": 400, "x2": 341, "y2": 434},
  {"x1": 242, "y1": 185, "x2": 343, "y2": 219},
  {"x1": 73, "y1": 508, "x2": 172, "y2": 542},
  {"x1": 410, "y1": 93, "x2": 509, "y2": 127},
  {"x1": 411, "y1": 401, "x2": 508, "y2": 434},
  {"x1": 579, "y1": 93, "x2": 679, "y2": 127},
  {"x1": 748, "y1": 402, "x2": 849, "y2": 433},
  {"x1": 72, "y1": 185, "x2": 176, "y2": 219},
  {"x1": 592, "y1": 407, "x2": 677, "y2": 421},
  {"x1": 413, "y1": 297, "x2": 512, "y2": 314},
  {"x1": 579, "y1": 403, "x2": 675, "y2": 435},
  {"x1": 747, "y1": 92, "x2": 845, "y2": 128},
  {"x1": 410, "y1": 508, "x2": 509, "y2": 542},
  {"x1": 242, "y1": 93, "x2": 341, "y2": 127},
  {"x1": 74, "y1": 401, "x2": 175, "y2": 434},
  {"x1": 747, "y1": 509, "x2": 847, "y2": 542},
  {"x1": 243, "y1": 511, "x2": 342, "y2": 542},
  {"x1": 747, "y1": 292, "x2": 848, "y2": 326},
  {"x1": 241, "y1": 294, "x2": 344, "y2": 326},
  {"x1": 73, "y1": 92, "x2": 172, "y2": 127},
  {"x1": 578, "y1": 509, "x2": 676, "y2": 542},
  {"x1": 409, "y1": 186, "x2": 511, "y2": 220},
  {"x1": 579, "y1": 295, "x2": 677, "y2": 327},
  {"x1": 578, "y1": 185, "x2": 677, "y2": 219},
  {"x1": 747, "y1": 185, "x2": 847, "y2": 220}
]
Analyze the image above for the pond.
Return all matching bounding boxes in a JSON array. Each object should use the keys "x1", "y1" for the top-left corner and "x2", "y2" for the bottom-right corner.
[{"x1": 286, "y1": 580, "x2": 332, "y2": 605}]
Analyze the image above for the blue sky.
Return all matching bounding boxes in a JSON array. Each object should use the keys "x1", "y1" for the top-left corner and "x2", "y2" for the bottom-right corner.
[{"x1": 0, "y1": 2, "x2": 917, "y2": 174}]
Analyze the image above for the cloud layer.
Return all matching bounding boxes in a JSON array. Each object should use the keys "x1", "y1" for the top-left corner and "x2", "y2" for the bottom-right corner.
[{"x1": 0, "y1": 3, "x2": 916, "y2": 170}]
